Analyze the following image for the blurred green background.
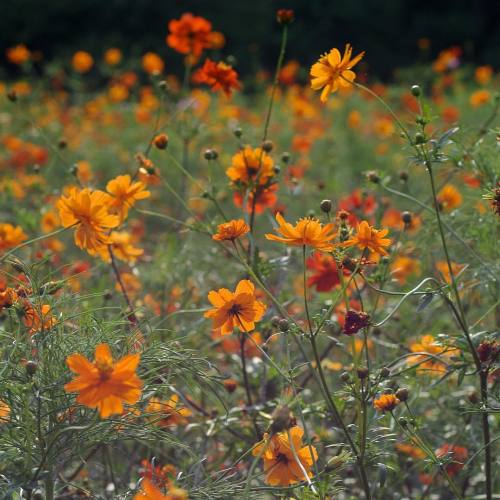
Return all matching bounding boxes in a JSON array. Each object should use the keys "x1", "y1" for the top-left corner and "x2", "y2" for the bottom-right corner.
[{"x1": 1, "y1": 0, "x2": 499, "y2": 79}]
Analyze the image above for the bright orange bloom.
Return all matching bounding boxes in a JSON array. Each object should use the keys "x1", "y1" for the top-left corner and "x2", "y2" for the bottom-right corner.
[
  {"x1": 408, "y1": 334, "x2": 459, "y2": 375},
  {"x1": 204, "y1": 280, "x2": 266, "y2": 335},
  {"x1": 134, "y1": 479, "x2": 188, "y2": 500},
  {"x1": 395, "y1": 442, "x2": 426, "y2": 460},
  {"x1": 226, "y1": 147, "x2": 274, "y2": 186},
  {"x1": 146, "y1": 394, "x2": 191, "y2": 427},
  {"x1": 342, "y1": 220, "x2": 391, "y2": 256},
  {"x1": 64, "y1": 343, "x2": 142, "y2": 418},
  {"x1": 0, "y1": 400, "x2": 10, "y2": 424},
  {"x1": 435, "y1": 260, "x2": 464, "y2": 284},
  {"x1": 252, "y1": 426, "x2": 318, "y2": 486},
  {"x1": 373, "y1": 394, "x2": 399, "y2": 412},
  {"x1": 22, "y1": 303, "x2": 56, "y2": 335},
  {"x1": 104, "y1": 48, "x2": 122, "y2": 66},
  {"x1": 99, "y1": 231, "x2": 143, "y2": 264},
  {"x1": 6, "y1": 44, "x2": 31, "y2": 65},
  {"x1": 167, "y1": 13, "x2": 213, "y2": 57},
  {"x1": 233, "y1": 184, "x2": 279, "y2": 214},
  {"x1": 212, "y1": 219, "x2": 249, "y2": 241},
  {"x1": 57, "y1": 187, "x2": 119, "y2": 254},
  {"x1": 310, "y1": 44, "x2": 365, "y2": 102},
  {"x1": 437, "y1": 184, "x2": 462, "y2": 211},
  {"x1": 390, "y1": 256, "x2": 421, "y2": 284},
  {"x1": 106, "y1": 175, "x2": 150, "y2": 222},
  {"x1": 475, "y1": 65, "x2": 493, "y2": 85},
  {"x1": 41, "y1": 211, "x2": 60, "y2": 234},
  {"x1": 72, "y1": 51, "x2": 94, "y2": 73},
  {"x1": 470, "y1": 89, "x2": 491, "y2": 108},
  {"x1": 436, "y1": 444, "x2": 468, "y2": 476},
  {"x1": 0, "y1": 223, "x2": 27, "y2": 253},
  {"x1": 192, "y1": 59, "x2": 241, "y2": 96},
  {"x1": 266, "y1": 213, "x2": 337, "y2": 252},
  {"x1": 142, "y1": 52, "x2": 165, "y2": 75}
]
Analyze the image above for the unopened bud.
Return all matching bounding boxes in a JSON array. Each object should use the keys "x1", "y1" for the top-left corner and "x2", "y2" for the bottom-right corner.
[
  {"x1": 153, "y1": 134, "x2": 169, "y2": 150},
  {"x1": 395, "y1": 388, "x2": 409, "y2": 402},
  {"x1": 340, "y1": 371, "x2": 351, "y2": 383},
  {"x1": 414, "y1": 132, "x2": 426, "y2": 144},
  {"x1": 233, "y1": 128, "x2": 243, "y2": 138},
  {"x1": 223, "y1": 379, "x2": 237, "y2": 393},
  {"x1": 320, "y1": 199, "x2": 332, "y2": 213},
  {"x1": 281, "y1": 152, "x2": 290, "y2": 163},
  {"x1": 357, "y1": 367, "x2": 369, "y2": 379},
  {"x1": 380, "y1": 367, "x2": 391, "y2": 379},
  {"x1": 411, "y1": 85, "x2": 421, "y2": 97},
  {"x1": 278, "y1": 318, "x2": 289, "y2": 331},
  {"x1": 262, "y1": 140, "x2": 274, "y2": 152},
  {"x1": 25, "y1": 360, "x2": 38, "y2": 376},
  {"x1": 367, "y1": 171, "x2": 380, "y2": 183},
  {"x1": 401, "y1": 211, "x2": 412, "y2": 226}
]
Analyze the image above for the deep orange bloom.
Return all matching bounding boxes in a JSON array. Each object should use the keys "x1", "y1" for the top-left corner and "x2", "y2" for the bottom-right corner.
[
  {"x1": 212, "y1": 219, "x2": 249, "y2": 241},
  {"x1": 408, "y1": 334, "x2": 459, "y2": 375},
  {"x1": 435, "y1": 260, "x2": 464, "y2": 285},
  {"x1": 98, "y1": 231, "x2": 143, "y2": 264},
  {"x1": 373, "y1": 394, "x2": 399, "y2": 412},
  {"x1": 142, "y1": 52, "x2": 165, "y2": 75},
  {"x1": 22, "y1": 303, "x2": 56, "y2": 335},
  {"x1": 0, "y1": 400, "x2": 10, "y2": 424},
  {"x1": 167, "y1": 13, "x2": 213, "y2": 57},
  {"x1": 65, "y1": 343, "x2": 142, "y2": 418},
  {"x1": 57, "y1": 187, "x2": 119, "y2": 254},
  {"x1": 226, "y1": 147, "x2": 274, "y2": 187},
  {"x1": 134, "y1": 479, "x2": 187, "y2": 500},
  {"x1": 252, "y1": 426, "x2": 318, "y2": 486},
  {"x1": 192, "y1": 59, "x2": 241, "y2": 96},
  {"x1": 146, "y1": 394, "x2": 191, "y2": 427},
  {"x1": 6, "y1": 44, "x2": 31, "y2": 65},
  {"x1": 106, "y1": 175, "x2": 151, "y2": 222},
  {"x1": 72, "y1": 51, "x2": 94, "y2": 73},
  {"x1": 204, "y1": 280, "x2": 266, "y2": 335},
  {"x1": 233, "y1": 184, "x2": 279, "y2": 214},
  {"x1": 0, "y1": 223, "x2": 27, "y2": 253},
  {"x1": 306, "y1": 252, "x2": 350, "y2": 292},
  {"x1": 435, "y1": 444, "x2": 468, "y2": 476},
  {"x1": 104, "y1": 48, "x2": 122, "y2": 66},
  {"x1": 437, "y1": 184, "x2": 462, "y2": 211},
  {"x1": 342, "y1": 220, "x2": 391, "y2": 256},
  {"x1": 310, "y1": 44, "x2": 364, "y2": 102},
  {"x1": 390, "y1": 256, "x2": 421, "y2": 284},
  {"x1": 470, "y1": 89, "x2": 491, "y2": 108},
  {"x1": 0, "y1": 287, "x2": 18, "y2": 311},
  {"x1": 265, "y1": 213, "x2": 337, "y2": 252}
]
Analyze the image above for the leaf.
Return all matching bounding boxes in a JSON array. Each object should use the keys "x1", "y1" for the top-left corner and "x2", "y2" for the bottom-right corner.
[{"x1": 417, "y1": 292, "x2": 435, "y2": 312}]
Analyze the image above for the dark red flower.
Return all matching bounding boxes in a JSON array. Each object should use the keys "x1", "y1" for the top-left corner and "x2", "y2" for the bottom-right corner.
[{"x1": 343, "y1": 310, "x2": 370, "y2": 335}]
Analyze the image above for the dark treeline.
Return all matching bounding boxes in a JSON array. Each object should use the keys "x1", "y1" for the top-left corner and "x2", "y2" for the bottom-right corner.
[{"x1": 1, "y1": 0, "x2": 499, "y2": 79}]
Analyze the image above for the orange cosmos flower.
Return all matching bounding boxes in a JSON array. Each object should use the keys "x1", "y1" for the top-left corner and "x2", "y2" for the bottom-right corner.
[
  {"x1": 437, "y1": 184, "x2": 462, "y2": 211},
  {"x1": 6, "y1": 44, "x2": 31, "y2": 65},
  {"x1": 0, "y1": 400, "x2": 10, "y2": 424},
  {"x1": 142, "y1": 52, "x2": 165, "y2": 75},
  {"x1": 99, "y1": 231, "x2": 143, "y2": 264},
  {"x1": 106, "y1": 175, "x2": 150, "y2": 222},
  {"x1": 475, "y1": 65, "x2": 493, "y2": 85},
  {"x1": 435, "y1": 260, "x2": 464, "y2": 284},
  {"x1": 373, "y1": 393, "x2": 399, "y2": 412},
  {"x1": 310, "y1": 44, "x2": 365, "y2": 102},
  {"x1": 306, "y1": 252, "x2": 350, "y2": 292},
  {"x1": 192, "y1": 59, "x2": 241, "y2": 96},
  {"x1": 470, "y1": 89, "x2": 491, "y2": 108},
  {"x1": 212, "y1": 219, "x2": 249, "y2": 241},
  {"x1": 435, "y1": 444, "x2": 468, "y2": 476},
  {"x1": 57, "y1": 187, "x2": 119, "y2": 254},
  {"x1": 342, "y1": 220, "x2": 391, "y2": 256},
  {"x1": 266, "y1": 213, "x2": 337, "y2": 252},
  {"x1": 0, "y1": 223, "x2": 27, "y2": 253},
  {"x1": 204, "y1": 279, "x2": 266, "y2": 335},
  {"x1": 252, "y1": 426, "x2": 318, "y2": 487},
  {"x1": 390, "y1": 256, "x2": 421, "y2": 284},
  {"x1": 167, "y1": 13, "x2": 213, "y2": 58},
  {"x1": 226, "y1": 147, "x2": 275, "y2": 187},
  {"x1": 408, "y1": 334, "x2": 459, "y2": 375},
  {"x1": 395, "y1": 442, "x2": 426, "y2": 460},
  {"x1": 72, "y1": 51, "x2": 94, "y2": 73},
  {"x1": 0, "y1": 287, "x2": 18, "y2": 311},
  {"x1": 134, "y1": 479, "x2": 188, "y2": 500},
  {"x1": 146, "y1": 394, "x2": 191, "y2": 427},
  {"x1": 104, "y1": 48, "x2": 122, "y2": 66},
  {"x1": 22, "y1": 303, "x2": 56, "y2": 335},
  {"x1": 233, "y1": 183, "x2": 279, "y2": 214},
  {"x1": 64, "y1": 343, "x2": 142, "y2": 418}
]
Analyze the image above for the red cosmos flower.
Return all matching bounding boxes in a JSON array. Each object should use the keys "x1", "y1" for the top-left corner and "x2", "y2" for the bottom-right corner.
[
  {"x1": 166, "y1": 13, "x2": 213, "y2": 57},
  {"x1": 435, "y1": 444, "x2": 468, "y2": 476},
  {"x1": 306, "y1": 252, "x2": 350, "y2": 292},
  {"x1": 338, "y1": 189, "x2": 377, "y2": 225},
  {"x1": 233, "y1": 184, "x2": 279, "y2": 214},
  {"x1": 192, "y1": 59, "x2": 241, "y2": 97}
]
